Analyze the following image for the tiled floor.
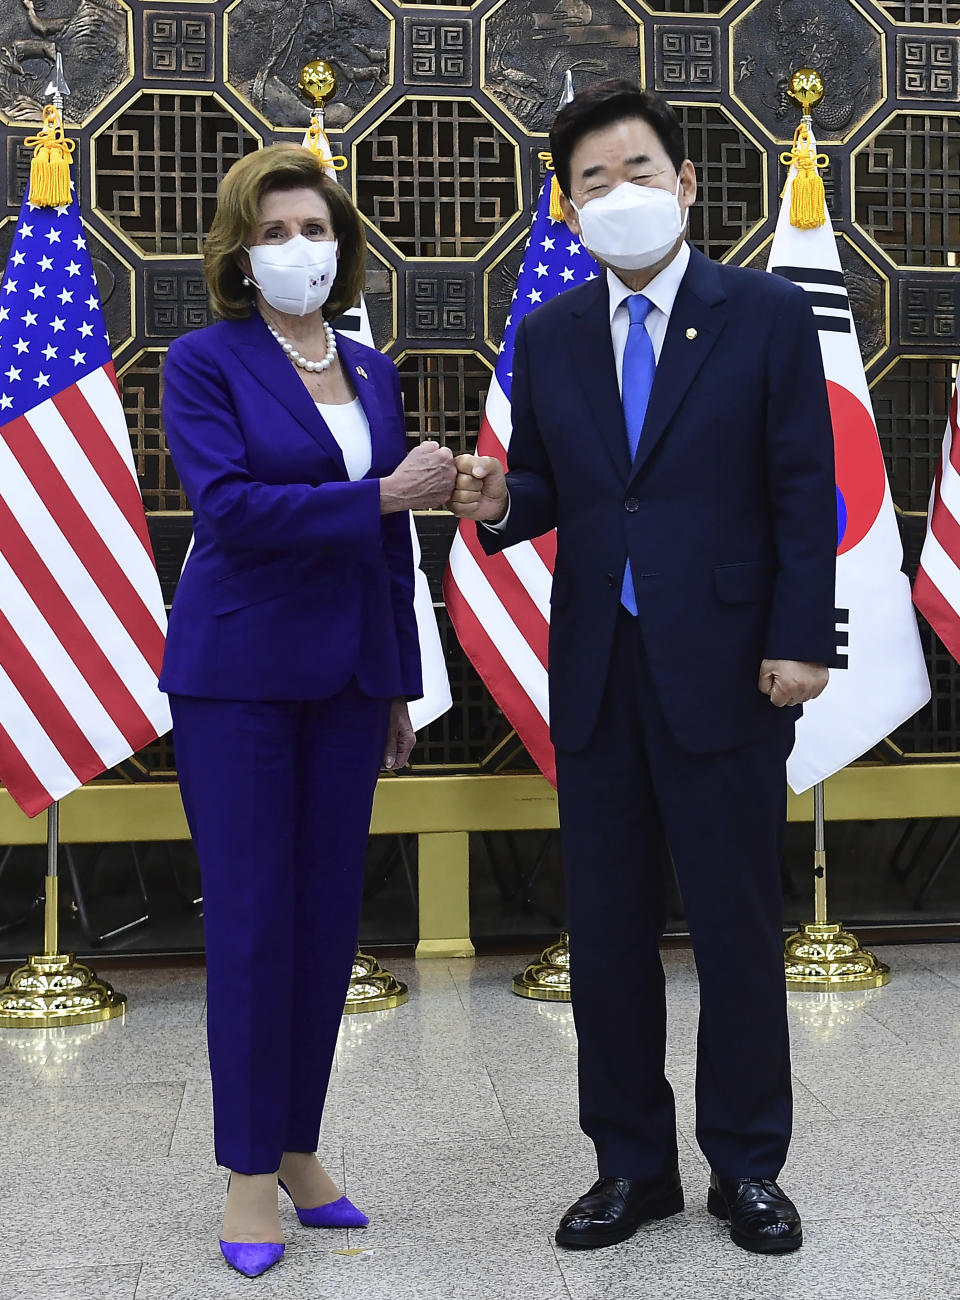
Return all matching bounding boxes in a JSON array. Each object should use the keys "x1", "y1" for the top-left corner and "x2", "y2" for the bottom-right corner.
[{"x1": 2, "y1": 944, "x2": 959, "y2": 1299}]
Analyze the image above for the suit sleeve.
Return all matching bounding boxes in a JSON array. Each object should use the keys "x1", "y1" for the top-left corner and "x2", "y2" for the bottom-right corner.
[
  {"x1": 381, "y1": 361, "x2": 424, "y2": 699},
  {"x1": 162, "y1": 335, "x2": 383, "y2": 560},
  {"x1": 477, "y1": 317, "x2": 558, "y2": 556},
  {"x1": 763, "y1": 291, "x2": 839, "y2": 665}
]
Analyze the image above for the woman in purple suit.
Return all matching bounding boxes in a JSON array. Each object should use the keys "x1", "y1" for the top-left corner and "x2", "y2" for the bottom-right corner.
[{"x1": 160, "y1": 144, "x2": 455, "y2": 1277}]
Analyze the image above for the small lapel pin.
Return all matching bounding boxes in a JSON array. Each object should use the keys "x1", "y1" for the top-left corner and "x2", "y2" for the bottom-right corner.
[
  {"x1": 356, "y1": 365, "x2": 368, "y2": 380},
  {"x1": 685, "y1": 327, "x2": 698, "y2": 340}
]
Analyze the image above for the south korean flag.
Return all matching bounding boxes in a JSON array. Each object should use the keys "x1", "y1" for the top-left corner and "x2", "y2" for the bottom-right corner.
[{"x1": 767, "y1": 134, "x2": 929, "y2": 793}]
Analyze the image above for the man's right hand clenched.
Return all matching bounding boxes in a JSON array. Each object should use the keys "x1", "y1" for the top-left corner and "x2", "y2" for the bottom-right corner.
[{"x1": 449, "y1": 454, "x2": 509, "y2": 523}]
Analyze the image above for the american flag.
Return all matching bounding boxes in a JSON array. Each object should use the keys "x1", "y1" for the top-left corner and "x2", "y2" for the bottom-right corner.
[
  {"x1": 0, "y1": 190, "x2": 171, "y2": 817},
  {"x1": 443, "y1": 173, "x2": 598, "y2": 783},
  {"x1": 914, "y1": 375, "x2": 960, "y2": 664}
]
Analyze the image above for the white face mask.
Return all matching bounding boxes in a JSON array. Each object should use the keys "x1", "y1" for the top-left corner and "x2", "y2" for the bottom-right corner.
[
  {"x1": 574, "y1": 178, "x2": 688, "y2": 272},
  {"x1": 245, "y1": 234, "x2": 339, "y2": 316}
]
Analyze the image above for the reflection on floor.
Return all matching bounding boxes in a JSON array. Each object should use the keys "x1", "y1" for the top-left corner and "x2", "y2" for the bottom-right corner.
[{"x1": 1, "y1": 945, "x2": 959, "y2": 1298}]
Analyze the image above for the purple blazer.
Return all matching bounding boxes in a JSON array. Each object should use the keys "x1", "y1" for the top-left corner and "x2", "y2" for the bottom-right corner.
[{"x1": 158, "y1": 313, "x2": 422, "y2": 702}]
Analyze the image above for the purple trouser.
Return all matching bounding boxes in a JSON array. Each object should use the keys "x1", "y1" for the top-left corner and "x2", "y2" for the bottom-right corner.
[{"x1": 170, "y1": 685, "x2": 389, "y2": 1173}]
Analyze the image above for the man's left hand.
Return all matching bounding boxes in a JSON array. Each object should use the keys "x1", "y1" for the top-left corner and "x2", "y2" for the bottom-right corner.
[
  {"x1": 759, "y1": 660, "x2": 829, "y2": 708},
  {"x1": 384, "y1": 699, "x2": 416, "y2": 770}
]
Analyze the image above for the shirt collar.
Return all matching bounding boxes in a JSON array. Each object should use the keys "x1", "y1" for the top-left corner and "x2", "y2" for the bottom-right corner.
[{"x1": 607, "y1": 240, "x2": 691, "y2": 325}]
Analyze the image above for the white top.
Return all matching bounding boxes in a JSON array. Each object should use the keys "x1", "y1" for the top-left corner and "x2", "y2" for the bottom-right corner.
[
  {"x1": 316, "y1": 398, "x2": 372, "y2": 482},
  {"x1": 607, "y1": 240, "x2": 691, "y2": 391},
  {"x1": 487, "y1": 242, "x2": 691, "y2": 532}
]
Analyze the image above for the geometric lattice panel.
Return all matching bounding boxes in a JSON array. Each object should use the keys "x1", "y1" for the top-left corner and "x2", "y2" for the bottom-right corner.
[
  {"x1": 94, "y1": 93, "x2": 259, "y2": 255},
  {"x1": 872, "y1": 357, "x2": 956, "y2": 513},
  {"x1": 396, "y1": 351, "x2": 493, "y2": 458},
  {"x1": 354, "y1": 99, "x2": 519, "y2": 258},
  {"x1": 854, "y1": 115, "x2": 960, "y2": 269},
  {"x1": 120, "y1": 349, "x2": 186, "y2": 512},
  {"x1": 679, "y1": 105, "x2": 765, "y2": 261},
  {"x1": 880, "y1": 0, "x2": 960, "y2": 21}
]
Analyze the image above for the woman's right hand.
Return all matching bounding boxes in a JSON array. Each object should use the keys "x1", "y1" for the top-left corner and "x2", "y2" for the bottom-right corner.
[{"x1": 380, "y1": 440, "x2": 457, "y2": 514}]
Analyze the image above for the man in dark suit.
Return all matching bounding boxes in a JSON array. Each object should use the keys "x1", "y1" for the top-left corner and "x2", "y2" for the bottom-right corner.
[{"x1": 450, "y1": 82, "x2": 836, "y2": 1256}]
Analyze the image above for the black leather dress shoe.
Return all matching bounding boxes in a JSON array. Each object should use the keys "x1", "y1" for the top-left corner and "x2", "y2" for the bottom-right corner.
[
  {"x1": 555, "y1": 1170, "x2": 684, "y2": 1249},
  {"x1": 707, "y1": 1172, "x2": 802, "y2": 1254}
]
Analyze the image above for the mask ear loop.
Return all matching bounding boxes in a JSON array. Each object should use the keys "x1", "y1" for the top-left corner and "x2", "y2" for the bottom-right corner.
[
  {"x1": 240, "y1": 248, "x2": 260, "y2": 292},
  {"x1": 675, "y1": 174, "x2": 690, "y2": 236}
]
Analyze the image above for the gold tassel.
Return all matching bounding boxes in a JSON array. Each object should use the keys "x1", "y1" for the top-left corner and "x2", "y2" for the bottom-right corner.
[
  {"x1": 24, "y1": 104, "x2": 75, "y2": 208},
  {"x1": 549, "y1": 174, "x2": 564, "y2": 223},
  {"x1": 305, "y1": 118, "x2": 348, "y2": 172},
  {"x1": 538, "y1": 151, "x2": 565, "y2": 222},
  {"x1": 780, "y1": 121, "x2": 828, "y2": 230}
]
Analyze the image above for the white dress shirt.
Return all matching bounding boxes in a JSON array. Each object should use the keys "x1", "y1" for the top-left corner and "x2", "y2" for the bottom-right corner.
[
  {"x1": 486, "y1": 241, "x2": 691, "y2": 531},
  {"x1": 315, "y1": 398, "x2": 372, "y2": 481}
]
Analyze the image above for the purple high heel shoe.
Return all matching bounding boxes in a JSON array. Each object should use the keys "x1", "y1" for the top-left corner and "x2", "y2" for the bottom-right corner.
[
  {"x1": 220, "y1": 1175, "x2": 285, "y2": 1276},
  {"x1": 219, "y1": 1241, "x2": 285, "y2": 1277},
  {"x1": 279, "y1": 1179, "x2": 370, "y2": 1229}
]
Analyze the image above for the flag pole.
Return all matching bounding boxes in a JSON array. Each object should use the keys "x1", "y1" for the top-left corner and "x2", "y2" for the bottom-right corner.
[
  {"x1": 297, "y1": 57, "x2": 408, "y2": 1015},
  {"x1": 0, "y1": 55, "x2": 126, "y2": 1029},
  {"x1": 784, "y1": 781, "x2": 890, "y2": 991},
  {"x1": 511, "y1": 70, "x2": 579, "y2": 1004},
  {"x1": 776, "y1": 68, "x2": 890, "y2": 991}
]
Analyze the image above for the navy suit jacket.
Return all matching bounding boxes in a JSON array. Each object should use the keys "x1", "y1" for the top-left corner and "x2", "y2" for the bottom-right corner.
[
  {"x1": 480, "y1": 246, "x2": 838, "y2": 754},
  {"x1": 159, "y1": 312, "x2": 422, "y2": 703}
]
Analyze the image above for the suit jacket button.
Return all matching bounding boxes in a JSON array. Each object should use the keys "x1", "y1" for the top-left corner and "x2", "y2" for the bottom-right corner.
[
  {"x1": 605, "y1": 573, "x2": 616, "y2": 588},
  {"x1": 625, "y1": 497, "x2": 640, "y2": 513}
]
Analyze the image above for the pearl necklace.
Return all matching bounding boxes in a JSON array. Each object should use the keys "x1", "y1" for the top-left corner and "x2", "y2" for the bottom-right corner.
[{"x1": 266, "y1": 320, "x2": 337, "y2": 373}]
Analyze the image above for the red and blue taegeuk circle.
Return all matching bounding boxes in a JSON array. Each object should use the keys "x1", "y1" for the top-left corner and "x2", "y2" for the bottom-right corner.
[{"x1": 827, "y1": 380, "x2": 887, "y2": 556}]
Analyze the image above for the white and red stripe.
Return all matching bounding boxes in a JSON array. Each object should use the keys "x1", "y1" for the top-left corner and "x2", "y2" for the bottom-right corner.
[
  {"x1": 444, "y1": 375, "x2": 556, "y2": 780},
  {"x1": 915, "y1": 383, "x2": 960, "y2": 661},
  {"x1": 0, "y1": 361, "x2": 171, "y2": 816},
  {"x1": 443, "y1": 153, "x2": 599, "y2": 785}
]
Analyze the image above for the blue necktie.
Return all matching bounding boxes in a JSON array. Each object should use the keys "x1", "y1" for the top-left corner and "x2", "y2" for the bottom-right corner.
[{"x1": 620, "y1": 294, "x2": 656, "y2": 615}]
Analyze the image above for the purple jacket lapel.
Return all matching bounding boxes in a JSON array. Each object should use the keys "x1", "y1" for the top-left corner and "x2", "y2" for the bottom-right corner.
[{"x1": 223, "y1": 313, "x2": 349, "y2": 477}]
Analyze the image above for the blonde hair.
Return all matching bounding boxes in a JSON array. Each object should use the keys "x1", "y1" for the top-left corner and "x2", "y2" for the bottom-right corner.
[{"x1": 203, "y1": 143, "x2": 367, "y2": 321}]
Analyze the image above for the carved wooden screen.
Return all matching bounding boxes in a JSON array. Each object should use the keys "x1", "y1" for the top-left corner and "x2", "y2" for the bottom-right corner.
[{"x1": 0, "y1": 0, "x2": 958, "y2": 781}]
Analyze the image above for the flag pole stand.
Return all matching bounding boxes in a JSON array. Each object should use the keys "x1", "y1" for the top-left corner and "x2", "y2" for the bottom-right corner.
[
  {"x1": 513, "y1": 932, "x2": 571, "y2": 1002},
  {"x1": 297, "y1": 58, "x2": 408, "y2": 1020},
  {"x1": 511, "y1": 70, "x2": 578, "y2": 1009},
  {"x1": 783, "y1": 782, "x2": 889, "y2": 991},
  {"x1": 344, "y1": 950, "x2": 408, "y2": 1015},
  {"x1": 0, "y1": 803, "x2": 127, "y2": 1028}
]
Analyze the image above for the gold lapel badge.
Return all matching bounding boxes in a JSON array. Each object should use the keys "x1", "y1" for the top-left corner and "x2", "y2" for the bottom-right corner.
[
  {"x1": 685, "y1": 327, "x2": 698, "y2": 340},
  {"x1": 357, "y1": 366, "x2": 369, "y2": 380}
]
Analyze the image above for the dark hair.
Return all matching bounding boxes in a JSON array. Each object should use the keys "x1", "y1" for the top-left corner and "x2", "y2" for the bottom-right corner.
[
  {"x1": 204, "y1": 143, "x2": 367, "y2": 321},
  {"x1": 549, "y1": 81, "x2": 686, "y2": 197}
]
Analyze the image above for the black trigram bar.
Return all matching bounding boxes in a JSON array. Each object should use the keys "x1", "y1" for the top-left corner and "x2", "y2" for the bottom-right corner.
[
  {"x1": 332, "y1": 309, "x2": 364, "y2": 333},
  {"x1": 770, "y1": 264, "x2": 852, "y2": 332},
  {"x1": 804, "y1": 291, "x2": 849, "y2": 310},
  {"x1": 770, "y1": 266, "x2": 845, "y2": 287},
  {"x1": 834, "y1": 606, "x2": 850, "y2": 670}
]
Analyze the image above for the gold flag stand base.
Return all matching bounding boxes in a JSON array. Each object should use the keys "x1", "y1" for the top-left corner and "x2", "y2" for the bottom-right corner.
[
  {"x1": 784, "y1": 922, "x2": 890, "y2": 992},
  {"x1": 344, "y1": 951, "x2": 408, "y2": 1015},
  {"x1": 785, "y1": 783, "x2": 891, "y2": 994},
  {"x1": 0, "y1": 952, "x2": 126, "y2": 1028},
  {"x1": 512, "y1": 932, "x2": 571, "y2": 1002}
]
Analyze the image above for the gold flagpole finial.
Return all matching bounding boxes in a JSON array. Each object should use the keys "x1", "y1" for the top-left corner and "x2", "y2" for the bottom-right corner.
[
  {"x1": 779, "y1": 68, "x2": 829, "y2": 230},
  {"x1": 788, "y1": 67, "x2": 824, "y2": 117},
  {"x1": 297, "y1": 60, "x2": 347, "y2": 171}
]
